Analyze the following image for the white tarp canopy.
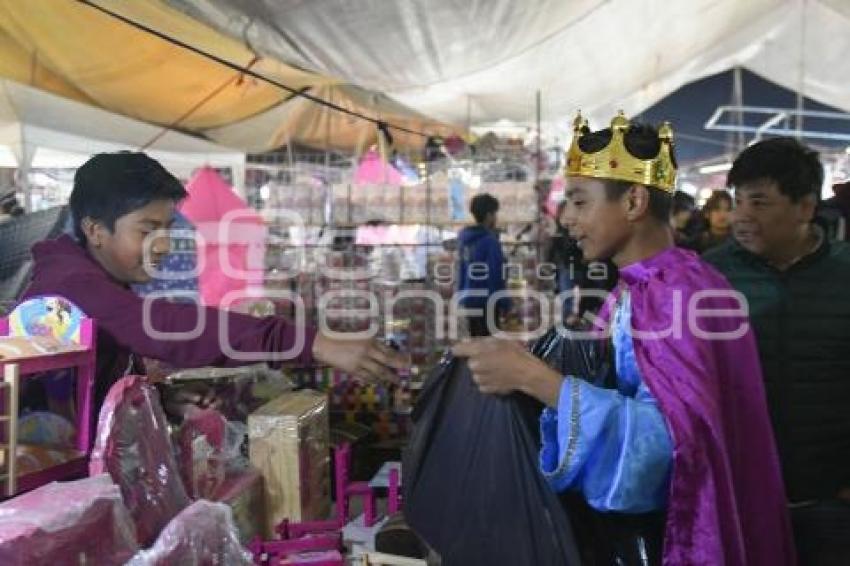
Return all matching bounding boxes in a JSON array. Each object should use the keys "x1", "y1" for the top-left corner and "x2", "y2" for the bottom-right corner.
[
  {"x1": 0, "y1": 78, "x2": 247, "y2": 188},
  {"x1": 168, "y1": 0, "x2": 850, "y2": 132}
]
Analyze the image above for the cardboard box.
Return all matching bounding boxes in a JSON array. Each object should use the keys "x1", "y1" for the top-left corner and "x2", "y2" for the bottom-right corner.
[{"x1": 248, "y1": 391, "x2": 331, "y2": 537}]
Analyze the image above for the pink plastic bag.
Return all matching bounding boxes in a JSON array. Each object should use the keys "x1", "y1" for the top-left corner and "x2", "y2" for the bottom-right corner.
[
  {"x1": 177, "y1": 408, "x2": 227, "y2": 499},
  {"x1": 90, "y1": 375, "x2": 190, "y2": 546},
  {"x1": 126, "y1": 500, "x2": 253, "y2": 566},
  {"x1": 0, "y1": 474, "x2": 139, "y2": 565}
]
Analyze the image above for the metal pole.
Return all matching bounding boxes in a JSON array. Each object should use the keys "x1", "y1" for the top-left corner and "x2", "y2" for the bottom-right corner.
[
  {"x1": 19, "y1": 143, "x2": 34, "y2": 213},
  {"x1": 324, "y1": 89, "x2": 331, "y2": 225},
  {"x1": 535, "y1": 90, "x2": 543, "y2": 263},
  {"x1": 535, "y1": 90, "x2": 542, "y2": 188},
  {"x1": 796, "y1": 0, "x2": 807, "y2": 138},
  {"x1": 286, "y1": 137, "x2": 294, "y2": 176},
  {"x1": 733, "y1": 66, "x2": 744, "y2": 152},
  {"x1": 426, "y1": 158, "x2": 431, "y2": 231},
  {"x1": 466, "y1": 94, "x2": 472, "y2": 137}
]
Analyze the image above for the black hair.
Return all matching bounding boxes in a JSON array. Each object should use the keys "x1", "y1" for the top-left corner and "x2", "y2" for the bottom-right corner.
[
  {"x1": 470, "y1": 193, "x2": 499, "y2": 224},
  {"x1": 671, "y1": 191, "x2": 696, "y2": 215},
  {"x1": 577, "y1": 123, "x2": 675, "y2": 222},
  {"x1": 70, "y1": 152, "x2": 188, "y2": 243},
  {"x1": 703, "y1": 190, "x2": 732, "y2": 213},
  {"x1": 554, "y1": 200, "x2": 569, "y2": 231},
  {"x1": 727, "y1": 137, "x2": 823, "y2": 202}
]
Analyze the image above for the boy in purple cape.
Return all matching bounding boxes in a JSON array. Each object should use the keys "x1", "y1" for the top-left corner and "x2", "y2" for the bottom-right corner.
[{"x1": 455, "y1": 113, "x2": 794, "y2": 565}]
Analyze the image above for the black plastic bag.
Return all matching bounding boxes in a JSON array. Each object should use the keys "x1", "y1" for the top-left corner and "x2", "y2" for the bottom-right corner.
[
  {"x1": 531, "y1": 326, "x2": 612, "y2": 387},
  {"x1": 403, "y1": 328, "x2": 612, "y2": 565}
]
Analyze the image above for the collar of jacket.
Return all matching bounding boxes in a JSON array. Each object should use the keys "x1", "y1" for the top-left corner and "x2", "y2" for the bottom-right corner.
[{"x1": 729, "y1": 224, "x2": 830, "y2": 274}]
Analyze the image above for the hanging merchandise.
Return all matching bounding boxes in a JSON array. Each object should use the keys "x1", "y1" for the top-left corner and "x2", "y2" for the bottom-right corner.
[
  {"x1": 179, "y1": 167, "x2": 267, "y2": 308},
  {"x1": 354, "y1": 149, "x2": 404, "y2": 186},
  {"x1": 448, "y1": 174, "x2": 466, "y2": 221},
  {"x1": 393, "y1": 154, "x2": 420, "y2": 184},
  {"x1": 424, "y1": 136, "x2": 444, "y2": 162}
]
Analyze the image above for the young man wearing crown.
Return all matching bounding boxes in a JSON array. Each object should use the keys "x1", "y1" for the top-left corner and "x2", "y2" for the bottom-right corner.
[{"x1": 454, "y1": 113, "x2": 794, "y2": 565}]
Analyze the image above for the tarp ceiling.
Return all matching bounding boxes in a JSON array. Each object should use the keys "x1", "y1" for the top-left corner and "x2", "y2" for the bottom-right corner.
[
  {"x1": 167, "y1": 0, "x2": 850, "y2": 131},
  {"x1": 0, "y1": 0, "x2": 458, "y2": 152},
  {"x1": 0, "y1": 78, "x2": 245, "y2": 182},
  {"x1": 204, "y1": 83, "x2": 459, "y2": 153},
  {"x1": 0, "y1": 0, "x2": 326, "y2": 129}
]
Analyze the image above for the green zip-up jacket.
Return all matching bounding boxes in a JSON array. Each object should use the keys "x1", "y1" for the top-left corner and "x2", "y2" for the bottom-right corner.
[{"x1": 704, "y1": 237, "x2": 850, "y2": 501}]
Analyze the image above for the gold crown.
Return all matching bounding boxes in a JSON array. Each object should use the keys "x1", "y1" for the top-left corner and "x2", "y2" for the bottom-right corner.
[{"x1": 565, "y1": 110, "x2": 676, "y2": 192}]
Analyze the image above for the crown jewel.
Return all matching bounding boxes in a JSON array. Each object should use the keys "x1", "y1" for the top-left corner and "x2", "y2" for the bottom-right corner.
[{"x1": 565, "y1": 110, "x2": 677, "y2": 192}]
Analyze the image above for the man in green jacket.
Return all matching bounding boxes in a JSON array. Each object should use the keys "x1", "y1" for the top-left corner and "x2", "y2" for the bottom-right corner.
[{"x1": 704, "y1": 137, "x2": 850, "y2": 566}]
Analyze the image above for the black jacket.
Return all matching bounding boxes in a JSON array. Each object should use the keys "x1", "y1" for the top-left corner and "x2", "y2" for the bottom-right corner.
[{"x1": 704, "y1": 237, "x2": 850, "y2": 501}]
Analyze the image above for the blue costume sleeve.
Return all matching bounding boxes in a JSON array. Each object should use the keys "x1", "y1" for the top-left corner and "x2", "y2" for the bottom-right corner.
[{"x1": 538, "y1": 292, "x2": 673, "y2": 513}]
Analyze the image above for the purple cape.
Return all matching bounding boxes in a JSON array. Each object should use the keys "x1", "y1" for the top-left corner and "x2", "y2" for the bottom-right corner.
[{"x1": 597, "y1": 247, "x2": 794, "y2": 565}]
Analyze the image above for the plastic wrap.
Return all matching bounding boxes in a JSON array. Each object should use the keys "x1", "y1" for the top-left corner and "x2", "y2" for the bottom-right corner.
[
  {"x1": 164, "y1": 364, "x2": 292, "y2": 421},
  {"x1": 212, "y1": 467, "x2": 266, "y2": 544},
  {"x1": 90, "y1": 375, "x2": 191, "y2": 546},
  {"x1": 0, "y1": 474, "x2": 139, "y2": 565},
  {"x1": 126, "y1": 500, "x2": 253, "y2": 566},
  {"x1": 175, "y1": 407, "x2": 263, "y2": 542},
  {"x1": 177, "y1": 408, "x2": 227, "y2": 499},
  {"x1": 248, "y1": 390, "x2": 330, "y2": 537}
]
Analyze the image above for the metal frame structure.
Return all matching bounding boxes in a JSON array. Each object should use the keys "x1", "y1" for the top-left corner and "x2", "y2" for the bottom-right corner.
[{"x1": 705, "y1": 105, "x2": 850, "y2": 143}]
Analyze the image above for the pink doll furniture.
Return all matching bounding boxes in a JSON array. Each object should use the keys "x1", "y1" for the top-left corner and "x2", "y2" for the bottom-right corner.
[{"x1": 0, "y1": 296, "x2": 96, "y2": 496}]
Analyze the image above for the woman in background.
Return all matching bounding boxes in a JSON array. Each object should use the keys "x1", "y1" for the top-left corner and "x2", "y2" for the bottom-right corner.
[{"x1": 695, "y1": 190, "x2": 732, "y2": 252}]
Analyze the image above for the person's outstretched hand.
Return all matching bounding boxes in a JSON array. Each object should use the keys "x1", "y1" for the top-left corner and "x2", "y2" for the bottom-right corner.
[{"x1": 312, "y1": 331, "x2": 408, "y2": 383}]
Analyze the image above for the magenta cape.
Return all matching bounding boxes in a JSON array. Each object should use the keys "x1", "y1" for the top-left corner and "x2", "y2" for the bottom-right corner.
[{"x1": 599, "y1": 247, "x2": 794, "y2": 565}]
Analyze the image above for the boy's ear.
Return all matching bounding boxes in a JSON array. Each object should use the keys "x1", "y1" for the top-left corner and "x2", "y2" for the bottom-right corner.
[
  {"x1": 623, "y1": 184, "x2": 651, "y2": 221},
  {"x1": 81, "y1": 217, "x2": 105, "y2": 247}
]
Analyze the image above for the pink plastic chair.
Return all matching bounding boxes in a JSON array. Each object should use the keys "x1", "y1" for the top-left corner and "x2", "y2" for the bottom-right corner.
[
  {"x1": 276, "y1": 442, "x2": 378, "y2": 541},
  {"x1": 338, "y1": 442, "x2": 377, "y2": 528},
  {"x1": 388, "y1": 467, "x2": 401, "y2": 515}
]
